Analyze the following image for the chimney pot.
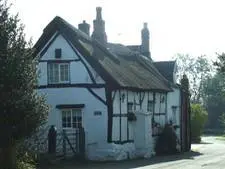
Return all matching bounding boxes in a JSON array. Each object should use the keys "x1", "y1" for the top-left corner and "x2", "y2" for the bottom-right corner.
[{"x1": 96, "y1": 7, "x2": 102, "y2": 20}]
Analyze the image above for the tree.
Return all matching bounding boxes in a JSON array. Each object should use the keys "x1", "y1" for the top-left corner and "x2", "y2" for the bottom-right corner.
[
  {"x1": 202, "y1": 73, "x2": 225, "y2": 129},
  {"x1": 214, "y1": 52, "x2": 225, "y2": 72},
  {"x1": 191, "y1": 104, "x2": 208, "y2": 143},
  {"x1": 174, "y1": 54, "x2": 213, "y2": 103},
  {"x1": 0, "y1": 1, "x2": 48, "y2": 168}
]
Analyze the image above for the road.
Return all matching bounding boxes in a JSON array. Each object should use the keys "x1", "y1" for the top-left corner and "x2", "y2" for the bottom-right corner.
[{"x1": 46, "y1": 136, "x2": 225, "y2": 169}]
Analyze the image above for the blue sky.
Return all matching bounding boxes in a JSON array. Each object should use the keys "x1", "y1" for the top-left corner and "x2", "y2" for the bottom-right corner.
[{"x1": 10, "y1": 0, "x2": 225, "y2": 61}]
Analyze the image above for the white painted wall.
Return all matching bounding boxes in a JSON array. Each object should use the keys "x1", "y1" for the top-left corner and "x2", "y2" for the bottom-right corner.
[
  {"x1": 40, "y1": 34, "x2": 79, "y2": 60},
  {"x1": 37, "y1": 33, "x2": 105, "y2": 86},
  {"x1": 167, "y1": 86, "x2": 181, "y2": 141},
  {"x1": 39, "y1": 87, "x2": 107, "y2": 146},
  {"x1": 37, "y1": 32, "x2": 108, "y2": 158},
  {"x1": 134, "y1": 111, "x2": 153, "y2": 158}
]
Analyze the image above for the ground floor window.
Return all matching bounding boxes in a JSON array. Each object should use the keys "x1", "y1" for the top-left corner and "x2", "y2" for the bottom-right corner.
[{"x1": 62, "y1": 109, "x2": 82, "y2": 128}]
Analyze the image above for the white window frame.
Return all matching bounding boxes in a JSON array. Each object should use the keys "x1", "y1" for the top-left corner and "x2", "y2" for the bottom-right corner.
[
  {"x1": 47, "y1": 62, "x2": 70, "y2": 84},
  {"x1": 61, "y1": 109, "x2": 83, "y2": 129}
]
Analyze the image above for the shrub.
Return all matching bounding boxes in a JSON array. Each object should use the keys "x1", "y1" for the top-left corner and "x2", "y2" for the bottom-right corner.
[
  {"x1": 155, "y1": 124, "x2": 178, "y2": 155},
  {"x1": 191, "y1": 104, "x2": 208, "y2": 143}
]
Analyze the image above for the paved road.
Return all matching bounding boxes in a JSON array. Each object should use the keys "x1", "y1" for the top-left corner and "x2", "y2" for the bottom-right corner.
[{"x1": 46, "y1": 136, "x2": 225, "y2": 169}]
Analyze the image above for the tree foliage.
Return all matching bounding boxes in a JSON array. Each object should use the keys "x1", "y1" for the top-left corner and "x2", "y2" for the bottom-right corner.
[
  {"x1": 191, "y1": 104, "x2": 208, "y2": 143},
  {"x1": 219, "y1": 112, "x2": 225, "y2": 130},
  {"x1": 202, "y1": 73, "x2": 225, "y2": 129},
  {"x1": 174, "y1": 53, "x2": 213, "y2": 103},
  {"x1": 0, "y1": 0, "x2": 49, "y2": 168},
  {"x1": 214, "y1": 52, "x2": 225, "y2": 72}
]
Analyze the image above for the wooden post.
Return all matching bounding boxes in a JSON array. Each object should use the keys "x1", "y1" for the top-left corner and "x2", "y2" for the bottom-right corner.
[
  {"x1": 63, "y1": 130, "x2": 66, "y2": 156},
  {"x1": 79, "y1": 127, "x2": 85, "y2": 160},
  {"x1": 48, "y1": 125, "x2": 57, "y2": 154}
]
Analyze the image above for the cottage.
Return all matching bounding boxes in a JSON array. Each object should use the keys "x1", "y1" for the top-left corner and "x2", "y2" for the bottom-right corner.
[{"x1": 34, "y1": 7, "x2": 190, "y2": 160}]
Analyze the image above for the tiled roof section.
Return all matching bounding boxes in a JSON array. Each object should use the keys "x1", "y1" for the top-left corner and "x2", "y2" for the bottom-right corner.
[
  {"x1": 34, "y1": 16, "x2": 171, "y2": 91},
  {"x1": 154, "y1": 61, "x2": 176, "y2": 83}
]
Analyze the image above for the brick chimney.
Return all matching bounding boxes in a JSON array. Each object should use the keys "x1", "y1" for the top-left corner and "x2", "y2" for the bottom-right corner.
[
  {"x1": 91, "y1": 7, "x2": 107, "y2": 46},
  {"x1": 141, "y1": 22, "x2": 151, "y2": 58},
  {"x1": 78, "y1": 20, "x2": 90, "y2": 36}
]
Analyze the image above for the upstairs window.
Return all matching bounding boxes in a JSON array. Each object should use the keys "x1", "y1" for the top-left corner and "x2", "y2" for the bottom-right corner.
[{"x1": 47, "y1": 63, "x2": 69, "y2": 84}]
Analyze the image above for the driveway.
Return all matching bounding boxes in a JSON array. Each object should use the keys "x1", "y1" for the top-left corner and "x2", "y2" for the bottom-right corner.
[{"x1": 43, "y1": 136, "x2": 225, "y2": 169}]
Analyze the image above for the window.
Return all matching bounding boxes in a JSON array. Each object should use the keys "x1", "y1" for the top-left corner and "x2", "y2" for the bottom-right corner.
[
  {"x1": 48, "y1": 63, "x2": 69, "y2": 84},
  {"x1": 172, "y1": 106, "x2": 177, "y2": 124},
  {"x1": 147, "y1": 100, "x2": 154, "y2": 112},
  {"x1": 62, "y1": 109, "x2": 82, "y2": 128},
  {"x1": 127, "y1": 102, "x2": 134, "y2": 113}
]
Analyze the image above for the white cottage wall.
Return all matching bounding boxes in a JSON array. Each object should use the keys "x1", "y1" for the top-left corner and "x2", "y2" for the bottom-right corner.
[
  {"x1": 37, "y1": 33, "x2": 105, "y2": 86},
  {"x1": 39, "y1": 88, "x2": 107, "y2": 146},
  {"x1": 167, "y1": 87, "x2": 181, "y2": 140},
  {"x1": 40, "y1": 34, "x2": 79, "y2": 60},
  {"x1": 37, "y1": 32, "x2": 109, "y2": 158}
]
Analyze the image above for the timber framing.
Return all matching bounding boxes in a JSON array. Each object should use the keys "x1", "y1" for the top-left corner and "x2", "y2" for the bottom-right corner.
[
  {"x1": 106, "y1": 87, "x2": 113, "y2": 143},
  {"x1": 154, "y1": 113, "x2": 166, "y2": 116},
  {"x1": 60, "y1": 32, "x2": 97, "y2": 84},
  {"x1": 87, "y1": 88, "x2": 106, "y2": 105},
  {"x1": 112, "y1": 140, "x2": 134, "y2": 144},
  {"x1": 39, "y1": 59, "x2": 80, "y2": 62},
  {"x1": 119, "y1": 90, "x2": 122, "y2": 142},
  {"x1": 126, "y1": 90, "x2": 129, "y2": 141},
  {"x1": 38, "y1": 83, "x2": 105, "y2": 89},
  {"x1": 39, "y1": 32, "x2": 60, "y2": 57},
  {"x1": 112, "y1": 114, "x2": 128, "y2": 117},
  {"x1": 56, "y1": 104, "x2": 85, "y2": 109}
]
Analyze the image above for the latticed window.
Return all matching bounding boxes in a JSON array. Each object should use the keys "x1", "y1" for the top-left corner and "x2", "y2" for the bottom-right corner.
[
  {"x1": 147, "y1": 100, "x2": 154, "y2": 112},
  {"x1": 127, "y1": 102, "x2": 134, "y2": 113},
  {"x1": 47, "y1": 63, "x2": 69, "y2": 84},
  {"x1": 62, "y1": 109, "x2": 82, "y2": 128}
]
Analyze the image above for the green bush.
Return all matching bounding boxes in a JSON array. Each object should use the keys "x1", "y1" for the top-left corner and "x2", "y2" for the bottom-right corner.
[
  {"x1": 191, "y1": 104, "x2": 208, "y2": 143},
  {"x1": 155, "y1": 124, "x2": 178, "y2": 155}
]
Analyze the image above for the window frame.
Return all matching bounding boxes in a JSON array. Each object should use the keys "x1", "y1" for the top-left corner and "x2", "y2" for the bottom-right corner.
[
  {"x1": 127, "y1": 102, "x2": 134, "y2": 113},
  {"x1": 47, "y1": 62, "x2": 70, "y2": 84},
  {"x1": 61, "y1": 108, "x2": 83, "y2": 129},
  {"x1": 147, "y1": 100, "x2": 154, "y2": 112},
  {"x1": 171, "y1": 106, "x2": 177, "y2": 124}
]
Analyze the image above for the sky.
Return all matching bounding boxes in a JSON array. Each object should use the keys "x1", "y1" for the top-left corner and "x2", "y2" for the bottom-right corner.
[{"x1": 9, "y1": 0, "x2": 225, "y2": 61}]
